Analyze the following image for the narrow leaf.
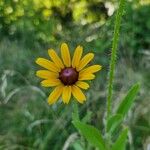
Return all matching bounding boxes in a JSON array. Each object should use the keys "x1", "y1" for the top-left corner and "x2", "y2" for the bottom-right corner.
[
  {"x1": 112, "y1": 128, "x2": 128, "y2": 150},
  {"x1": 106, "y1": 114, "x2": 123, "y2": 134},
  {"x1": 116, "y1": 83, "x2": 140, "y2": 117},
  {"x1": 72, "y1": 120, "x2": 106, "y2": 150}
]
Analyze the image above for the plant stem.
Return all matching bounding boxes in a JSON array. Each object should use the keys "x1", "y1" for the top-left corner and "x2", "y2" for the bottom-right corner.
[
  {"x1": 106, "y1": 0, "x2": 125, "y2": 120},
  {"x1": 72, "y1": 101, "x2": 79, "y2": 121}
]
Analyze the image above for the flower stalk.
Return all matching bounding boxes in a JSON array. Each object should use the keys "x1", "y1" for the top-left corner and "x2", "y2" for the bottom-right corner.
[
  {"x1": 107, "y1": 0, "x2": 125, "y2": 120},
  {"x1": 72, "y1": 101, "x2": 80, "y2": 121}
]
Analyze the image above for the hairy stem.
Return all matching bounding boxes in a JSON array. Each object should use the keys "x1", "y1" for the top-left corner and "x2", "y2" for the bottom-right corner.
[{"x1": 107, "y1": 0, "x2": 125, "y2": 120}]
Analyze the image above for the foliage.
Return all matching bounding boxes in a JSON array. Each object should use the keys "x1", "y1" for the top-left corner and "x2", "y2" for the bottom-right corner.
[
  {"x1": 0, "y1": 0, "x2": 112, "y2": 47},
  {"x1": 0, "y1": 0, "x2": 149, "y2": 150},
  {"x1": 72, "y1": 1, "x2": 141, "y2": 149}
]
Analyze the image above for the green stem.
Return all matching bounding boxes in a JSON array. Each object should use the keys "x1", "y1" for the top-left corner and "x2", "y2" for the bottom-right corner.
[
  {"x1": 72, "y1": 101, "x2": 79, "y2": 121},
  {"x1": 107, "y1": 0, "x2": 125, "y2": 120}
]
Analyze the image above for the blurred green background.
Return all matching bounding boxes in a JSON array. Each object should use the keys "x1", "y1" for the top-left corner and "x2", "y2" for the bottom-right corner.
[{"x1": 0, "y1": 0, "x2": 150, "y2": 149}]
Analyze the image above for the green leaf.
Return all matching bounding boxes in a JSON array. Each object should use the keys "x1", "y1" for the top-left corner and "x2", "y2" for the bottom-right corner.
[
  {"x1": 106, "y1": 114, "x2": 123, "y2": 134},
  {"x1": 116, "y1": 83, "x2": 140, "y2": 117},
  {"x1": 112, "y1": 128, "x2": 128, "y2": 150},
  {"x1": 72, "y1": 120, "x2": 106, "y2": 150}
]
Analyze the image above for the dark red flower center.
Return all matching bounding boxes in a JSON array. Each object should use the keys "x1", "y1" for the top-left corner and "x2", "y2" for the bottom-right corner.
[{"x1": 59, "y1": 67, "x2": 79, "y2": 85}]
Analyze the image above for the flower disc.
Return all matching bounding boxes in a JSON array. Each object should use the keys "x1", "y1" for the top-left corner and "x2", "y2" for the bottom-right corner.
[{"x1": 59, "y1": 67, "x2": 79, "y2": 85}]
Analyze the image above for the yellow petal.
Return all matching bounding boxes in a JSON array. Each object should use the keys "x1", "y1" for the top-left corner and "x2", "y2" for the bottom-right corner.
[
  {"x1": 36, "y1": 58, "x2": 60, "y2": 72},
  {"x1": 80, "y1": 65, "x2": 102, "y2": 76},
  {"x1": 41, "y1": 79, "x2": 61, "y2": 87},
  {"x1": 61, "y1": 43, "x2": 71, "y2": 67},
  {"x1": 76, "y1": 81, "x2": 89, "y2": 90},
  {"x1": 79, "y1": 73, "x2": 95, "y2": 81},
  {"x1": 77, "y1": 53, "x2": 94, "y2": 71},
  {"x1": 71, "y1": 85, "x2": 86, "y2": 103},
  {"x1": 72, "y1": 45, "x2": 83, "y2": 68},
  {"x1": 62, "y1": 86, "x2": 71, "y2": 104},
  {"x1": 48, "y1": 85, "x2": 63, "y2": 105},
  {"x1": 36, "y1": 70, "x2": 58, "y2": 79},
  {"x1": 48, "y1": 49, "x2": 64, "y2": 69}
]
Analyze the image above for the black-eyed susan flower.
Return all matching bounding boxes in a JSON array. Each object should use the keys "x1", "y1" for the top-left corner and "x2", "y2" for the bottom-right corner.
[{"x1": 36, "y1": 43, "x2": 102, "y2": 105}]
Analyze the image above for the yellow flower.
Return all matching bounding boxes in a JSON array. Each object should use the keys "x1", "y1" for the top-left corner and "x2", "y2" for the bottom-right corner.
[{"x1": 36, "y1": 43, "x2": 102, "y2": 105}]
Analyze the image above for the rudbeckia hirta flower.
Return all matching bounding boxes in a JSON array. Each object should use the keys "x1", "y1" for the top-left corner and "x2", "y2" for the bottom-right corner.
[{"x1": 36, "y1": 43, "x2": 102, "y2": 105}]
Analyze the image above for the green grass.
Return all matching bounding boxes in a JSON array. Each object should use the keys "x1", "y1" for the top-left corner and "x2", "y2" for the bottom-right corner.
[
  {"x1": 0, "y1": 1, "x2": 150, "y2": 149},
  {"x1": 0, "y1": 37, "x2": 149, "y2": 149}
]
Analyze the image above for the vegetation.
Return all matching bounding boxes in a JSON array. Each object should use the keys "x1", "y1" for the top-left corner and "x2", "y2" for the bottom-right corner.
[{"x1": 0, "y1": 0, "x2": 149, "y2": 149}]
